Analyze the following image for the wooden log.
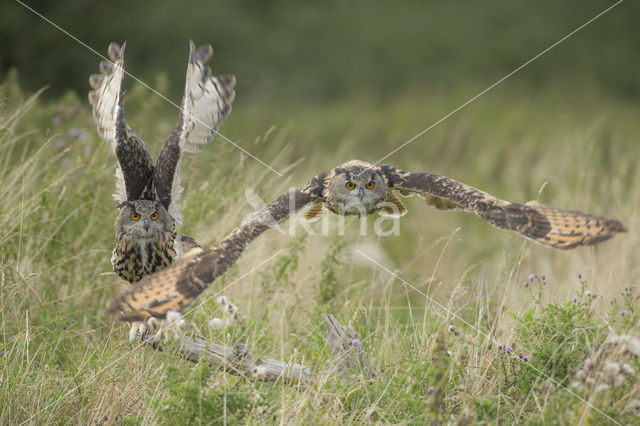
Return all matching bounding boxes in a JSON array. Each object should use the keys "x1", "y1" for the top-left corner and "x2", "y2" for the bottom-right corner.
[
  {"x1": 177, "y1": 338, "x2": 312, "y2": 384},
  {"x1": 142, "y1": 334, "x2": 312, "y2": 384},
  {"x1": 322, "y1": 313, "x2": 377, "y2": 379},
  {"x1": 138, "y1": 313, "x2": 375, "y2": 384}
]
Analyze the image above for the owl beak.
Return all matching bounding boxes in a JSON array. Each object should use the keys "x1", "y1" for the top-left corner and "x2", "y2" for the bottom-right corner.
[
  {"x1": 143, "y1": 218, "x2": 150, "y2": 231},
  {"x1": 359, "y1": 187, "x2": 364, "y2": 200}
]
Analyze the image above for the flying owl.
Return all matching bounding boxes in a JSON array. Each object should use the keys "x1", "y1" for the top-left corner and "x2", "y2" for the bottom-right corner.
[
  {"x1": 89, "y1": 41, "x2": 235, "y2": 339},
  {"x1": 106, "y1": 160, "x2": 626, "y2": 321}
]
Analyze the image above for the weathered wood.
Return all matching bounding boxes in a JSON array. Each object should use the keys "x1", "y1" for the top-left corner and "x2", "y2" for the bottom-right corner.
[
  {"x1": 144, "y1": 334, "x2": 313, "y2": 384},
  {"x1": 322, "y1": 314, "x2": 377, "y2": 379},
  {"x1": 137, "y1": 313, "x2": 375, "y2": 385}
]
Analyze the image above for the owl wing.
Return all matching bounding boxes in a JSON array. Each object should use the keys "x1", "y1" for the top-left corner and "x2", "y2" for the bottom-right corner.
[
  {"x1": 89, "y1": 42, "x2": 154, "y2": 202},
  {"x1": 154, "y1": 41, "x2": 237, "y2": 225},
  {"x1": 106, "y1": 173, "x2": 327, "y2": 321},
  {"x1": 380, "y1": 165, "x2": 626, "y2": 249}
]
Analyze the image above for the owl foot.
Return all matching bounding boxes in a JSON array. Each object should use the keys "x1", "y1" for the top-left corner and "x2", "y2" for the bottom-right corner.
[
  {"x1": 127, "y1": 318, "x2": 164, "y2": 348},
  {"x1": 128, "y1": 321, "x2": 148, "y2": 348}
]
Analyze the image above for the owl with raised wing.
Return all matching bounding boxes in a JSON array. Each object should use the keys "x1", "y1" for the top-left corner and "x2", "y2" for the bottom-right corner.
[
  {"x1": 106, "y1": 160, "x2": 625, "y2": 322},
  {"x1": 89, "y1": 40, "x2": 235, "y2": 344}
]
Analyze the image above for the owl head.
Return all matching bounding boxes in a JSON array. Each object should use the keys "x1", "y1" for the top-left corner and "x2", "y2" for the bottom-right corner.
[
  {"x1": 115, "y1": 200, "x2": 174, "y2": 238},
  {"x1": 324, "y1": 160, "x2": 390, "y2": 216}
]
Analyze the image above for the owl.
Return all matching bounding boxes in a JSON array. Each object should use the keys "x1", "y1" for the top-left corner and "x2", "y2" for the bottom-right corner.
[
  {"x1": 89, "y1": 41, "x2": 235, "y2": 342},
  {"x1": 106, "y1": 160, "x2": 625, "y2": 322}
]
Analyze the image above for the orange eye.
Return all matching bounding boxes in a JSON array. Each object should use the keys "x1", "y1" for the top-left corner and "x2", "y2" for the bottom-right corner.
[
  {"x1": 345, "y1": 182, "x2": 356, "y2": 190},
  {"x1": 150, "y1": 212, "x2": 159, "y2": 220},
  {"x1": 130, "y1": 213, "x2": 140, "y2": 221},
  {"x1": 366, "y1": 181, "x2": 375, "y2": 189}
]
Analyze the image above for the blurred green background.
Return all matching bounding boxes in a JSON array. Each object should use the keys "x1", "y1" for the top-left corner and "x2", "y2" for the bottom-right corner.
[
  {"x1": 2, "y1": 0, "x2": 639, "y2": 102},
  {"x1": 1, "y1": 0, "x2": 637, "y2": 273}
]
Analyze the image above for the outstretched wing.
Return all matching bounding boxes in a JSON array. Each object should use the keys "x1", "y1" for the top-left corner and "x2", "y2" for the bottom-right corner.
[
  {"x1": 380, "y1": 165, "x2": 626, "y2": 249},
  {"x1": 89, "y1": 42, "x2": 154, "y2": 202},
  {"x1": 154, "y1": 41, "x2": 237, "y2": 225},
  {"x1": 106, "y1": 173, "x2": 326, "y2": 321}
]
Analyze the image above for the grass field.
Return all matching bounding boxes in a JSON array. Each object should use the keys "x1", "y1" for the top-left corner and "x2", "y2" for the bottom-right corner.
[{"x1": 1, "y1": 71, "x2": 639, "y2": 424}]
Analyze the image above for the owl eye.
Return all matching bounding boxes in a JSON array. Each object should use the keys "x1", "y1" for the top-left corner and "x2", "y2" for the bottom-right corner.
[
  {"x1": 345, "y1": 182, "x2": 356, "y2": 190},
  {"x1": 130, "y1": 213, "x2": 140, "y2": 221},
  {"x1": 150, "y1": 212, "x2": 159, "y2": 220},
  {"x1": 366, "y1": 181, "x2": 375, "y2": 189}
]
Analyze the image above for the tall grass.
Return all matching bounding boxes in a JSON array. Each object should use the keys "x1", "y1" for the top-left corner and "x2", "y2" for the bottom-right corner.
[{"x1": 0, "y1": 74, "x2": 638, "y2": 423}]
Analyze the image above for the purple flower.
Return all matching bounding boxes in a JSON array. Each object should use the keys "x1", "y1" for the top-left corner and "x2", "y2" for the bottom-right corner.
[
  {"x1": 620, "y1": 309, "x2": 627, "y2": 317},
  {"x1": 528, "y1": 274, "x2": 535, "y2": 281},
  {"x1": 498, "y1": 343, "x2": 504, "y2": 350},
  {"x1": 351, "y1": 339, "x2": 360, "y2": 347},
  {"x1": 506, "y1": 346, "x2": 513, "y2": 353},
  {"x1": 55, "y1": 139, "x2": 65, "y2": 149},
  {"x1": 69, "y1": 127, "x2": 80, "y2": 138},
  {"x1": 572, "y1": 296, "x2": 578, "y2": 303},
  {"x1": 269, "y1": 375, "x2": 276, "y2": 381},
  {"x1": 427, "y1": 386, "x2": 435, "y2": 394},
  {"x1": 523, "y1": 355, "x2": 530, "y2": 362}
]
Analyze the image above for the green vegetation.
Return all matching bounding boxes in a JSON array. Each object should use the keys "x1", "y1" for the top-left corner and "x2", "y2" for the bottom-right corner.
[
  {"x1": 3, "y1": 1, "x2": 640, "y2": 101},
  {"x1": 1, "y1": 17, "x2": 639, "y2": 421}
]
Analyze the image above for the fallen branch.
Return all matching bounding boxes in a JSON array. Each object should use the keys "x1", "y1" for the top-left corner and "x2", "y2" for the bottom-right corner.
[
  {"x1": 139, "y1": 314, "x2": 375, "y2": 385},
  {"x1": 322, "y1": 313, "x2": 377, "y2": 379}
]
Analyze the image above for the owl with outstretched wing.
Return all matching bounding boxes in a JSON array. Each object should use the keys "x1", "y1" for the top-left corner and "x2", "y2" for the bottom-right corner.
[
  {"x1": 106, "y1": 160, "x2": 625, "y2": 322},
  {"x1": 89, "y1": 40, "x2": 235, "y2": 342}
]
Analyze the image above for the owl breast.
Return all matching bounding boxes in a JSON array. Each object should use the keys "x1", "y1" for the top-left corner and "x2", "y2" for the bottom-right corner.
[{"x1": 111, "y1": 231, "x2": 177, "y2": 283}]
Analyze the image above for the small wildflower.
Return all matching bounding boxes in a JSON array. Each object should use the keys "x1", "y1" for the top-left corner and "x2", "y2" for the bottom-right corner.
[
  {"x1": 69, "y1": 127, "x2": 80, "y2": 138},
  {"x1": 621, "y1": 364, "x2": 635, "y2": 376},
  {"x1": 528, "y1": 274, "x2": 535, "y2": 281},
  {"x1": 269, "y1": 375, "x2": 276, "y2": 381},
  {"x1": 252, "y1": 366, "x2": 267, "y2": 378},
  {"x1": 498, "y1": 343, "x2": 504, "y2": 350},
  {"x1": 427, "y1": 386, "x2": 435, "y2": 394},
  {"x1": 572, "y1": 296, "x2": 578, "y2": 303},
  {"x1": 249, "y1": 389, "x2": 261, "y2": 403},
  {"x1": 351, "y1": 339, "x2": 360, "y2": 347},
  {"x1": 208, "y1": 317, "x2": 224, "y2": 329},
  {"x1": 55, "y1": 139, "x2": 65, "y2": 149},
  {"x1": 506, "y1": 346, "x2": 513, "y2": 353},
  {"x1": 523, "y1": 355, "x2": 529, "y2": 362},
  {"x1": 620, "y1": 309, "x2": 627, "y2": 317}
]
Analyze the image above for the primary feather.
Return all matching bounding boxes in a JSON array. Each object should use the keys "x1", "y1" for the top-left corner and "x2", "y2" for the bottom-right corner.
[{"x1": 106, "y1": 160, "x2": 625, "y2": 321}]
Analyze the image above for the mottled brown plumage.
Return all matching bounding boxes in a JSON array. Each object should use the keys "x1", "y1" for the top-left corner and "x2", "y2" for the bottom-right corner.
[
  {"x1": 106, "y1": 160, "x2": 625, "y2": 321},
  {"x1": 89, "y1": 40, "x2": 235, "y2": 287}
]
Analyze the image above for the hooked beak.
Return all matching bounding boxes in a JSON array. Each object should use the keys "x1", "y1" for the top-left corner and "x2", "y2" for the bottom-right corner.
[
  {"x1": 143, "y1": 218, "x2": 150, "y2": 231},
  {"x1": 359, "y1": 187, "x2": 364, "y2": 200}
]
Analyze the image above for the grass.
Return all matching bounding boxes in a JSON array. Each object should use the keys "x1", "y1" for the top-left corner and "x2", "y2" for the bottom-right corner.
[{"x1": 1, "y1": 72, "x2": 639, "y2": 424}]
